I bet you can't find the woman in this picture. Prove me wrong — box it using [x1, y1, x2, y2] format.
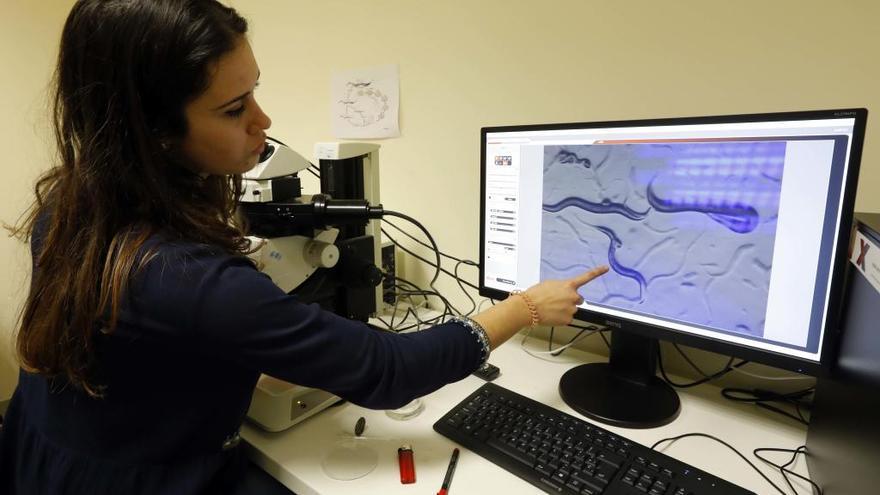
[0, 1, 607, 493]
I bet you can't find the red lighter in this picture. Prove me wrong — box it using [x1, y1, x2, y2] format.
[398, 445, 416, 484]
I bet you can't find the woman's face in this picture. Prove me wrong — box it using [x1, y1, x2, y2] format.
[179, 37, 272, 175]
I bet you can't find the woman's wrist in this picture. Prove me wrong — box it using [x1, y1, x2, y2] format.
[510, 290, 539, 328]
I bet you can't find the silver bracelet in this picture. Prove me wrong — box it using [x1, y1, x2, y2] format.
[450, 316, 491, 366]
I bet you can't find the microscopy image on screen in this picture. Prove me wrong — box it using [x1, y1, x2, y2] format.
[540, 141, 785, 338]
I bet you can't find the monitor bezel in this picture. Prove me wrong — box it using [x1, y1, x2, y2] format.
[478, 108, 868, 376]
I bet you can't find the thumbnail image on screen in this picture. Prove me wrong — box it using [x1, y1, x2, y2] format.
[540, 141, 786, 339]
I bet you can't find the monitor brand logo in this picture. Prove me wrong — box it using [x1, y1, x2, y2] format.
[834, 111, 857, 116]
[604, 320, 622, 328]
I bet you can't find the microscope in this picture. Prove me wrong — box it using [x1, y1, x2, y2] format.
[241, 138, 387, 431]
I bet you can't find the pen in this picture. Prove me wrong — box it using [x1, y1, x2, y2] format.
[437, 447, 459, 495]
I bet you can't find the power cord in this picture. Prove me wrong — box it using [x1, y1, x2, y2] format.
[754, 446, 822, 495]
[547, 326, 609, 357]
[453, 258, 478, 316]
[380, 226, 479, 291]
[383, 218, 479, 269]
[729, 366, 816, 382]
[374, 266, 453, 333]
[475, 297, 495, 313]
[721, 387, 814, 426]
[381, 211, 442, 292]
[372, 213, 486, 331]
[392, 275, 461, 318]
[657, 343, 814, 425]
[651, 433, 795, 495]
[520, 325, 603, 362]
[380, 216, 483, 319]
[657, 345, 747, 388]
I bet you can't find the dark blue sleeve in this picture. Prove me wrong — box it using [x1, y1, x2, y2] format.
[124, 243, 482, 410]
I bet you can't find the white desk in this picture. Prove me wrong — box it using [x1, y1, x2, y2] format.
[241, 333, 811, 494]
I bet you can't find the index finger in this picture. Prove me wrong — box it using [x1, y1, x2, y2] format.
[568, 265, 610, 287]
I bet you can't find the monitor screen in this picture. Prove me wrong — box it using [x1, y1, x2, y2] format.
[480, 109, 866, 375]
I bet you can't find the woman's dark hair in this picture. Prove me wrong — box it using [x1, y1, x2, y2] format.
[10, 0, 250, 396]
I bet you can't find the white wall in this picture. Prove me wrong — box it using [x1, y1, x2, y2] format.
[1, 0, 878, 398]
[0, 1, 76, 399]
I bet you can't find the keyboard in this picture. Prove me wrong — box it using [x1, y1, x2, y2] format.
[433, 383, 754, 495]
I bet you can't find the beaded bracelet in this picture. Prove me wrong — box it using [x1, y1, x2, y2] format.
[449, 316, 491, 366]
[511, 290, 539, 328]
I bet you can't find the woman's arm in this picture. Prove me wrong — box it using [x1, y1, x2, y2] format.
[473, 266, 609, 349]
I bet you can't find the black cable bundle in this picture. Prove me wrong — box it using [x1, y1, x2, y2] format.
[722, 387, 814, 426]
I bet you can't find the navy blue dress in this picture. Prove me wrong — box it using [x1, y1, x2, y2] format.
[0, 235, 482, 494]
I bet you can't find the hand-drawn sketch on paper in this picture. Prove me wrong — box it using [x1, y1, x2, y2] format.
[332, 65, 400, 139]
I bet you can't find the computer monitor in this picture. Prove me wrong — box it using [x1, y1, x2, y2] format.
[479, 109, 868, 428]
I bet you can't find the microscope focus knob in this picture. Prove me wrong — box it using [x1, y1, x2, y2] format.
[304, 240, 340, 268]
[361, 264, 383, 287]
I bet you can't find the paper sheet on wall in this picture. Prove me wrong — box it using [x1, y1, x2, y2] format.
[331, 64, 400, 139]
[851, 230, 880, 296]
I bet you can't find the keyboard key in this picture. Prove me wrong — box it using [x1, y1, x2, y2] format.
[566, 479, 583, 492]
[596, 449, 625, 468]
[594, 462, 618, 484]
[552, 469, 569, 484]
[571, 471, 604, 493]
[535, 463, 554, 477]
[488, 438, 536, 467]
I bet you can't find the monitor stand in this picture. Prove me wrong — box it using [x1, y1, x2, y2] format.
[559, 331, 680, 428]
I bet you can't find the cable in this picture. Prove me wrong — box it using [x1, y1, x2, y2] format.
[663, 344, 815, 424]
[546, 324, 606, 357]
[379, 309, 448, 333]
[393, 313, 449, 333]
[754, 446, 823, 495]
[380, 228, 480, 292]
[382, 218, 478, 267]
[672, 343, 716, 379]
[454, 259, 477, 316]
[306, 168, 320, 179]
[379, 218, 481, 317]
[651, 433, 788, 495]
[520, 325, 600, 362]
[382, 210, 441, 288]
[729, 366, 816, 382]
[721, 387, 814, 426]
[657, 346, 747, 388]
[377, 273, 455, 332]
[393, 274, 462, 317]
[393, 286, 456, 317]
[381, 221, 479, 316]
[476, 298, 495, 313]
[551, 328, 588, 356]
